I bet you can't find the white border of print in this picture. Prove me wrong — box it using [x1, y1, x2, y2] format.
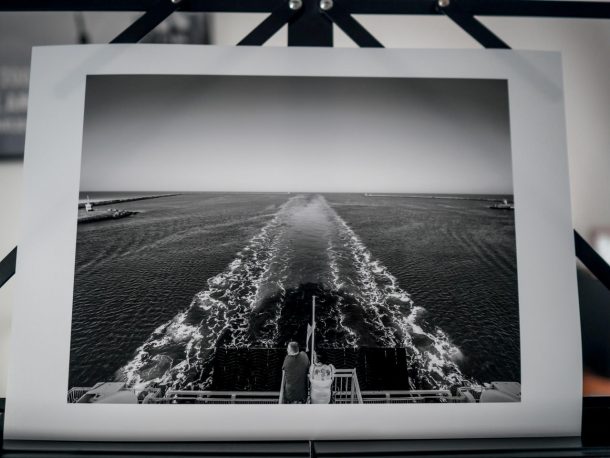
[5, 45, 581, 441]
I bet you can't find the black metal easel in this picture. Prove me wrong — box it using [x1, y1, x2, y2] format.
[1, 1, 610, 455]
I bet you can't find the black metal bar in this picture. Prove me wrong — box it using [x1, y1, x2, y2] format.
[346, 0, 610, 17]
[452, 0, 610, 18]
[344, 0, 438, 15]
[238, 1, 300, 46]
[288, 0, 333, 46]
[575, 230, 610, 294]
[0, 247, 17, 289]
[0, 0, 281, 13]
[439, 0, 510, 48]
[322, 1, 383, 48]
[111, 0, 182, 44]
[3, 439, 311, 455]
[1, 0, 609, 18]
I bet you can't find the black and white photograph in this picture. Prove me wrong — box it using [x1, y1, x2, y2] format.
[67, 74, 520, 405]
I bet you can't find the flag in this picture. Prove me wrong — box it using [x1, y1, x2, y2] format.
[306, 323, 313, 349]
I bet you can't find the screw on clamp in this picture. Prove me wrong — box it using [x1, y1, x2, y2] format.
[320, 0, 334, 11]
[289, 0, 303, 10]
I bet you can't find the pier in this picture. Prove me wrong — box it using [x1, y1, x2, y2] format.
[78, 209, 139, 224]
[77, 193, 180, 209]
[77, 193, 180, 224]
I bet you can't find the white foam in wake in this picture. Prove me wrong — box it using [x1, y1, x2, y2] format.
[117, 198, 295, 389]
[326, 201, 468, 389]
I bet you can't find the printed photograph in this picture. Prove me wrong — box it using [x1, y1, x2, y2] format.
[68, 75, 520, 405]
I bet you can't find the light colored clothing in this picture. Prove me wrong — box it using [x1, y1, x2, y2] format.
[310, 363, 335, 404]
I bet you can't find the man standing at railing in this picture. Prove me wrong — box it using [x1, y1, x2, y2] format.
[282, 342, 310, 404]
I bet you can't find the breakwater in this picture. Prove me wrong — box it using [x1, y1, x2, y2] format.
[364, 193, 512, 203]
[78, 209, 139, 225]
[78, 193, 180, 209]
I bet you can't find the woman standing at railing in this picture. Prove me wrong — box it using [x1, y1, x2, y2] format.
[310, 363, 335, 404]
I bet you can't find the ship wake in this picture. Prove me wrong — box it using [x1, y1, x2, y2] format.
[117, 194, 468, 391]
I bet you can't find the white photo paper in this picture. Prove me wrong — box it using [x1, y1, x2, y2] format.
[5, 45, 581, 441]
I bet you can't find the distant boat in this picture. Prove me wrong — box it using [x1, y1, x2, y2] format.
[489, 199, 514, 210]
[85, 196, 93, 212]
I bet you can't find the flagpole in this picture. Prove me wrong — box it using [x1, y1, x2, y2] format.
[311, 295, 316, 364]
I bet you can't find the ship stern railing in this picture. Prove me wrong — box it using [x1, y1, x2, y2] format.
[67, 387, 90, 403]
[279, 370, 285, 404]
[361, 389, 466, 403]
[153, 390, 281, 404]
[331, 368, 363, 404]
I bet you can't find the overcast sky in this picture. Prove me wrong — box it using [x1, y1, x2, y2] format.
[80, 75, 512, 194]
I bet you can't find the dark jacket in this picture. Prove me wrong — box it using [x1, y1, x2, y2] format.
[282, 351, 310, 403]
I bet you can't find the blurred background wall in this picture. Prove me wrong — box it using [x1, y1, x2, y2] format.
[0, 10, 609, 397]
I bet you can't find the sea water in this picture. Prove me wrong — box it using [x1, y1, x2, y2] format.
[69, 193, 519, 391]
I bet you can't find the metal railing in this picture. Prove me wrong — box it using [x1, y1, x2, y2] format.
[140, 387, 163, 404]
[361, 390, 465, 403]
[67, 375, 473, 405]
[272, 367, 365, 404]
[67, 387, 90, 403]
[152, 390, 281, 404]
[255, 367, 365, 404]
[279, 370, 285, 404]
[331, 368, 363, 404]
